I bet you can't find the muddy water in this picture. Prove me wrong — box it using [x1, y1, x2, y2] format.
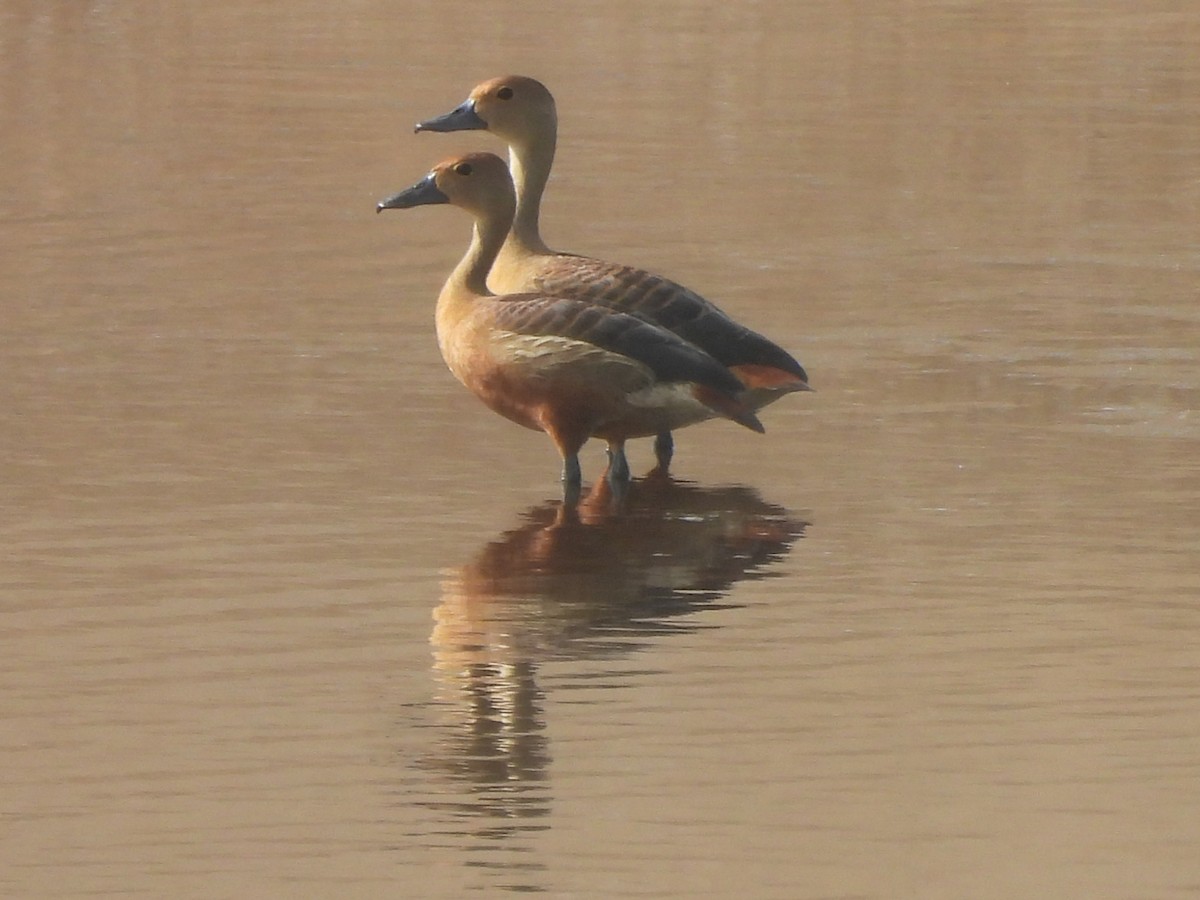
[2, 1, 1198, 898]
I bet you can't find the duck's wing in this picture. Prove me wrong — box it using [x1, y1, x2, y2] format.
[486, 294, 765, 432]
[526, 254, 808, 388]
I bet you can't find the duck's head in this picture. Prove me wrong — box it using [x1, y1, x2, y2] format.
[415, 75, 556, 146]
[376, 151, 515, 221]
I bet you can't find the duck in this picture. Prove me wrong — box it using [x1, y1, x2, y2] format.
[376, 152, 766, 502]
[414, 75, 810, 475]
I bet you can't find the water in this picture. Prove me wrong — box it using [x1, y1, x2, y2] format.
[2, 1, 1198, 897]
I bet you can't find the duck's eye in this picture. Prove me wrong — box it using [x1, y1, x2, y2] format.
[496, 86, 514, 100]
[453, 162, 473, 176]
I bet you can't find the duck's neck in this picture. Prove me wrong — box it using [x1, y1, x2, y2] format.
[507, 130, 556, 255]
[446, 202, 512, 300]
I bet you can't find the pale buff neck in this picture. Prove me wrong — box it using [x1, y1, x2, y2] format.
[506, 131, 556, 256]
[444, 200, 512, 301]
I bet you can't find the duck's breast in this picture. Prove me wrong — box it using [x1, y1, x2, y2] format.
[436, 298, 658, 433]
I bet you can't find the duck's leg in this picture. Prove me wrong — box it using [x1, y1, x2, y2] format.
[561, 453, 582, 503]
[653, 430, 674, 474]
[606, 440, 631, 485]
[543, 416, 589, 506]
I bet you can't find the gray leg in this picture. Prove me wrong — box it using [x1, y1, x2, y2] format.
[653, 431, 674, 472]
[606, 442, 631, 484]
[561, 454, 582, 504]
[562, 454, 581, 487]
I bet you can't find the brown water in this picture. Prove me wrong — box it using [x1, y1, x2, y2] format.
[3, 2, 1198, 897]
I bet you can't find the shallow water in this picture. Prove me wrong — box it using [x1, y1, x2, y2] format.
[2, 1, 1198, 897]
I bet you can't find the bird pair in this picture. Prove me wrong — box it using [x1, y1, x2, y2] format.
[378, 76, 810, 502]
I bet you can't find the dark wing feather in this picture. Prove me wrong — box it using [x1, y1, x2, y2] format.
[532, 255, 809, 383]
[488, 295, 747, 397]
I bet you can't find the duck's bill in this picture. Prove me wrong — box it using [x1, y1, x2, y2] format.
[414, 99, 487, 134]
[376, 173, 448, 212]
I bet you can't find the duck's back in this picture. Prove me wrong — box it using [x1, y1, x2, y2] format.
[489, 245, 808, 389]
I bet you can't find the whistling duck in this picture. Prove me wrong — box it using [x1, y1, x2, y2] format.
[376, 152, 764, 502]
[415, 76, 810, 474]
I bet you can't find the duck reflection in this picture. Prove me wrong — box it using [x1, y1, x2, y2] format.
[418, 477, 807, 864]
[434, 477, 807, 665]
